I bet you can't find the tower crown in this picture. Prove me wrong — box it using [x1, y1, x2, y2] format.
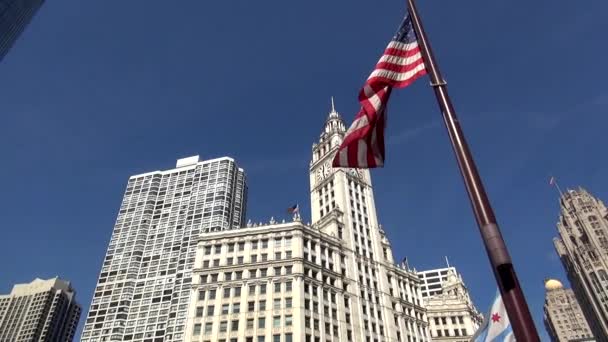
[312, 97, 346, 164]
[321, 97, 346, 137]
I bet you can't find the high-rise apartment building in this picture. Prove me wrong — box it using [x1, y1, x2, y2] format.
[0, 277, 81, 341]
[554, 188, 608, 341]
[543, 278, 594, 342]
[417, 266, 483, 341]
[80, 156, 247, 342]
[0, 0, 44, 61]
[184, 104, 430, 342]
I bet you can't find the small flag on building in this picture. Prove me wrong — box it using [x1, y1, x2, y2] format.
[332, 12, 427, 168]
[287, 204, 299, 215]
[471, 292, 515, 342]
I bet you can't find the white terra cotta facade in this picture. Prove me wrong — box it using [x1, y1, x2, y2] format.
[185, 104, 430, 342]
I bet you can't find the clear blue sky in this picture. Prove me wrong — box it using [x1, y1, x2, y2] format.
[1, 0, 607, 340]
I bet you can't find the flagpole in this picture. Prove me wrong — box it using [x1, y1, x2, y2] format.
[405, 0, 540, 340]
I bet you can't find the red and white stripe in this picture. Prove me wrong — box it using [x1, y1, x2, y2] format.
[332, 24, 426, 168]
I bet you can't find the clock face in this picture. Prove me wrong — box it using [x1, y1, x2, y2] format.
[316, 161, 333, 182]
[323, 162, 332, 177]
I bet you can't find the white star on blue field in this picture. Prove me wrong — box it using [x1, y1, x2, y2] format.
[1, 0, 607, 340]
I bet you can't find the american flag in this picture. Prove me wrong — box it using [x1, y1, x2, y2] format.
[332, 13, 427, 168]
[287, 204, 299, 214]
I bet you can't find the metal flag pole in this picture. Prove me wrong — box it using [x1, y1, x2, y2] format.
[405, 0, 540, 340]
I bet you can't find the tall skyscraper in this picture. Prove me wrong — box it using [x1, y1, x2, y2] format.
[80, 156, 247, 342]
[543, 278, 594, 342]
[554, 188, 608, 340]
[0, 0, 44, 61]
[0, 277, 81, 341]
[417, 266, 483, 341]
[184, 103, 430, 342]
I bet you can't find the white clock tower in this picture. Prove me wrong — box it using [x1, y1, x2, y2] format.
[309, 99, 383, 257]
[308, 99, 430, 342]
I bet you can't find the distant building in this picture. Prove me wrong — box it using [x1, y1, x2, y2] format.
[553, 188, 608, 340]
[80, 156, 247, 342]
[543, 278, 594, 342]
[418, 267, 456, 298]
[0, 0, 45, 61]
[0, 277, 81, 341]
[183, 102, 431, 342]
[418, 266, 483, 341]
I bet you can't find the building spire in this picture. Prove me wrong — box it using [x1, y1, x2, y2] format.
[331, 96, 336, 113]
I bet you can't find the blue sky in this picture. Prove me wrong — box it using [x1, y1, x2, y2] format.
[1, 0, 607, 340]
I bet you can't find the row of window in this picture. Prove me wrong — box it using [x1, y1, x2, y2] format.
[196, 297, 293, 316]
[201, 251, 293, 268]
[198, 282, 293, 301]
[201, 267, 293, 284]
[204, 237, 292, 255]
[196, 333, 293, 342]
[193, 314, 293, 334]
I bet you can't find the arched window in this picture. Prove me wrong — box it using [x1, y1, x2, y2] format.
[598, 269, 608, 281]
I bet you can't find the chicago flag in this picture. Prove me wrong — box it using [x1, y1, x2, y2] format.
[472, 292, 515, 342]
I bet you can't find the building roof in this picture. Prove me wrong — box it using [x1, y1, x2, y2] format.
[545, 278, 564, 291]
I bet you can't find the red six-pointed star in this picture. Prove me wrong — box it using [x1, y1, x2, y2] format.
[491, 313, 501, 323]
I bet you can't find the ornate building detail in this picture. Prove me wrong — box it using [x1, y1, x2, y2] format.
[554, 188, 608, 340]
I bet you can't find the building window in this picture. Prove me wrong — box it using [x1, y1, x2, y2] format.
[233, 303, 240, 313]
[273, 335, 281, 342]
[285, 315, 293, 326]
[231, 320, 239, 331]
[286, 282, 292, 292]
[260, 284, 267, 294]
[285, 297, 292, 308]
[193, 324, 202, 335]
[247, 319, 254, 329]
[274, 283, 281, 293]
[258, 317, 266, 329]
[259, 300, 266, 311]
[274, 299, 281, 309]
[285, 333, 293, 342]
[196, 307, 204, 317]
[224, 288, 231, 298]
[273, 316, 281, 327]
[222, 304, 230, 315]
[204, 322, 213, 334]
[220, 321, 228, 332]
[248, 301, 255, 312]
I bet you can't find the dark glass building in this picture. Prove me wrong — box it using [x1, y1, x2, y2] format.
[0, 0, 44, 61]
